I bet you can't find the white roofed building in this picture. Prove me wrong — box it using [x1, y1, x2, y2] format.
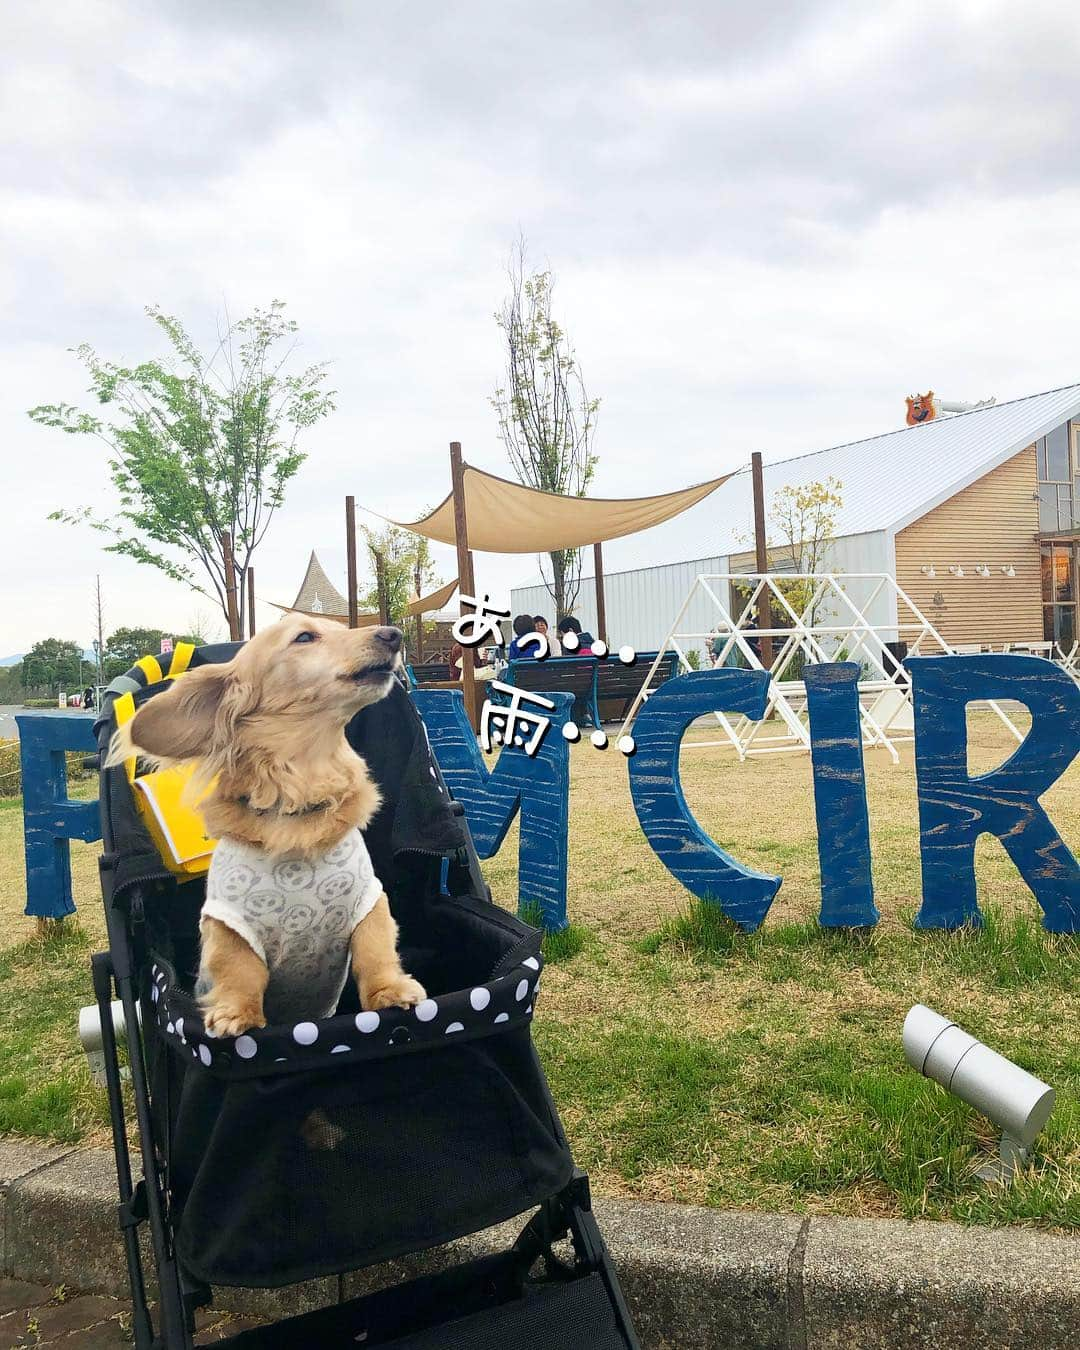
[511, 383, 1080, 655]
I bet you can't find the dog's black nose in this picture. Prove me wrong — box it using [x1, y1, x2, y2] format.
[373, 626, 403, 653]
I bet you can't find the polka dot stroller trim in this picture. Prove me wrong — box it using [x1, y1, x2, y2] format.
[148, 953, 544, 1079]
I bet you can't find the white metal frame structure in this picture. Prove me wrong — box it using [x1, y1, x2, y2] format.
[1055, 641, 1080, 682]
[619, 572, 1026, 762]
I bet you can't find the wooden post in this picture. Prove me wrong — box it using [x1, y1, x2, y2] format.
[593, 541, 607, 645]
[415, 600, 425, 664]
[222, 533, 240, 641]
[751, 452, 774, 669]
[450, 442, 478, 729]
[247, 566, 256, 637]
[345, 496, 359, 629]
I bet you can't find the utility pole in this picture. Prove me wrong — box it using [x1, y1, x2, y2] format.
[94, 575, 106, 686]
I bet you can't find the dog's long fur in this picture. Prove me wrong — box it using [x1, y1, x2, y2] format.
[108, 615, 425, 1034]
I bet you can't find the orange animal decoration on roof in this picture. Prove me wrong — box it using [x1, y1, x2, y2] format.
[906, 391, 936, 425]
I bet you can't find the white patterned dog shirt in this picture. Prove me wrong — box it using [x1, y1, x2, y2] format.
[200, 828, 383, 1024]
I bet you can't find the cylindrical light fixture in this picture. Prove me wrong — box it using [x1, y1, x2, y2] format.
[903, 1005, 1055, 1173]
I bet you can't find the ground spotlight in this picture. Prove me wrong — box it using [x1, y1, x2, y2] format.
[902, 1004, 1054, 1181]
[79, 999, 140, 1085]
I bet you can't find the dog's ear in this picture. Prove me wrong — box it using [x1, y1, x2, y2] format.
[119, 665, 234, 764]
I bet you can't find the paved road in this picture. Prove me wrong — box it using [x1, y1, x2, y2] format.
[0, 1277, 260, 1346]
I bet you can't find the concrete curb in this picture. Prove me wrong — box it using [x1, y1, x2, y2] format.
[1, 1139, 1076, 1348]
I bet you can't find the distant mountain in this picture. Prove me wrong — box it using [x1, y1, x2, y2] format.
[0, 650, 95, 668]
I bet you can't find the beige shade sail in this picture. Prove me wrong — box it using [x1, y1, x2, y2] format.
[392, 463, 733, 553]
[405, 576, 459, 616]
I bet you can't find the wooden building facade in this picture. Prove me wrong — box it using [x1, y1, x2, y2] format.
[511, 383, 1080, 655]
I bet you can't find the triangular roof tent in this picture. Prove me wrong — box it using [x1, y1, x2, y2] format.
[393, 463, 733, 553]
[291, 550, 350, 617]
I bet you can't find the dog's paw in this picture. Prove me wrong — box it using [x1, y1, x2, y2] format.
[202, 1003, 266, 1039]
[362, 974, 426, 1011]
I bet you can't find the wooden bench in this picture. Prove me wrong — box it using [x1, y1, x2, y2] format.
[405, 660, 453, 687]
[498, 650, 682, 728]
[595, 650, 679, 722]
[500, 656, 602, 729]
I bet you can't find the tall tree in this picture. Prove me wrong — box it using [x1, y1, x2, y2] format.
[491, 241, 599, 618]
[21, 639, 84, 694]
[29, 301, 335, 634]
[0, 662, 23, 704]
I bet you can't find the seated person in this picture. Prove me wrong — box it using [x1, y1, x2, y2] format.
[556, 615, 595, 655]
[533, 615, 561, 656]
[507, 613, 546, 660]
[450, 641, 498, 681]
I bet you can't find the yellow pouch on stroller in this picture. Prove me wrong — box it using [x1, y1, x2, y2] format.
[114, 645, 217, 877]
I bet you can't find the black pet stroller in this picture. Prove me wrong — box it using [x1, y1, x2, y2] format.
[91, 641, 640, 1349]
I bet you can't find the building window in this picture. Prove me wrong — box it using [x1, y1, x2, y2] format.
[1042, 542, 1077, 648]
[1036, 421, 1080, 534]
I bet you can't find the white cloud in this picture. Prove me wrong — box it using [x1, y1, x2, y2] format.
[2, 0, 1080, 656]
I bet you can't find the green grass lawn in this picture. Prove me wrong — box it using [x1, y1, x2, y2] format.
[0, 790, 111, 1144]
[0, 714, 1076, 1227]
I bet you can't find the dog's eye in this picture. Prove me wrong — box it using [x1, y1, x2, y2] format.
[293, 631, 317, 644]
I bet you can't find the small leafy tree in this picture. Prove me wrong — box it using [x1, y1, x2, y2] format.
[360, 526, 421, 627]
[770, 476, 843, 577]
[731, 476, 844, 676]
[770, 477, 843, 669]
[408, 536, 440, 654]
[28, 301, 335, 635]
[491, 240, 599, 618]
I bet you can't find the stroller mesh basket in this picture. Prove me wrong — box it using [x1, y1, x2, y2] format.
[91, 643, 639, 1348]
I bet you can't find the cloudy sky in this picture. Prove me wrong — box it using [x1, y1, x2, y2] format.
[4, 0, 1080, 659]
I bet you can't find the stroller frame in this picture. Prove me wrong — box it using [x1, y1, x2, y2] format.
[91, 651, 640, 1349]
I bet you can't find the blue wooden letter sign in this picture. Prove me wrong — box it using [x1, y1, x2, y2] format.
[803, 662, 878, 927]
[627, 669, 782, 931]
[908, 654, 1080, 931]
[413, 688, 573, 932]
[17, 713, 99, 920]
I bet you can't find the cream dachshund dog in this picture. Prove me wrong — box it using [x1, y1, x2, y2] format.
[109, 615, 425, 1037]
